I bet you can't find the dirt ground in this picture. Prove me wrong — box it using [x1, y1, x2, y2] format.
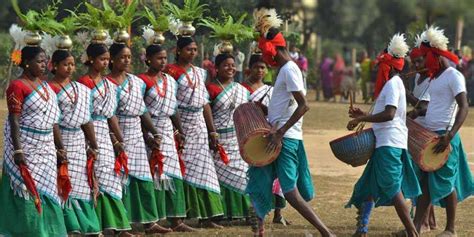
[0, 96, 472, 236]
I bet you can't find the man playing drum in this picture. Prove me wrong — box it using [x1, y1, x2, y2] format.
[406, 34, 438, 234]
[246, 6, 335, 236]
[409, 26, 474, 237]
[346, 34, 421, 237]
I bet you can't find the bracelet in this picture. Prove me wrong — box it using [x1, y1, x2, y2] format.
[113, 141, 121, 147]
[209, 132, 219, 138]
[88, 148, 99, 153]
[13, 149, 24, 155]
[152, 133, 160, 138]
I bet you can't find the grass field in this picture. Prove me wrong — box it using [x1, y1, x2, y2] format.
[0, 93, 473, 237]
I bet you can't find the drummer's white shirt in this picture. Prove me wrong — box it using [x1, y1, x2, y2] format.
[268, 61, 306, 140]
[412, 73, 431, 126]
[425, 67, 466, 131]
[372, 76, 408, 149]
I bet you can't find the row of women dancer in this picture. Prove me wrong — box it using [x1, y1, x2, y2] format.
[0, 26, 294, 236]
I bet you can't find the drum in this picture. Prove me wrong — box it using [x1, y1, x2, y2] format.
[329, 128, 375, 167]
[407, 118, 450, 172]
[233, 102, 281, 167]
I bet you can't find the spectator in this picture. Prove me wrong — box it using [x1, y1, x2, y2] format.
[297, 51, 308, 89]
[202, 53, 216, 82]
[234, 47, 245, 83]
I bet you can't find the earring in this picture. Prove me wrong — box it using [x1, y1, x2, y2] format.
[25, 64, 29, 68]
[54, 67, 57, 70]
[147, 60, 151, 64]
[110, 60, 114, 63]
[89, 60, 93, 64]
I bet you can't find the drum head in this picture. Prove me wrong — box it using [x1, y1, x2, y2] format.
[241, 131, 281, 167]
[419, 138, 451, 172]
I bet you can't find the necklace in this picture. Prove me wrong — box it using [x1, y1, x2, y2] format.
[24, 78, 49, 102]
[90, 75, 107, 99]
[183, 66, 198, 89]
[59, 81, 78, 104]
[152, 73, 167, 97]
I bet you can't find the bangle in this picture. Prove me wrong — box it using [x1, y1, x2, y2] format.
[13, 149, 23, 155]
[113, 141, 121, 146]
[152, 133, 160, 138]
[209, 132, 219, 138]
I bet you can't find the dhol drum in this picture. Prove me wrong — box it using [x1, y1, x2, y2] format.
[329, 128, 375, 167]
[407, 118, 450, 172]
[233, 102, 281, 167]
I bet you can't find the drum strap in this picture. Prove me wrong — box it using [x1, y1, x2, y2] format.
[257, 87, 272, 104]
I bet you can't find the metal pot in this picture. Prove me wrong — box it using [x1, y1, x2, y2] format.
[114, 30, 130, 44]
[219, 40, 233, 54]
[24, 31, 42, 46]
[56, 35, 73, 50]
[153, 31, 165, 45]
[91, 29, 108, 44]
[178, 21, 196, 36]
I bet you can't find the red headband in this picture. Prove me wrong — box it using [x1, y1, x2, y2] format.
[409, 47, 424, 60]
[419, 44, 459, 78]
[258, 32, 287, 67]
[374, 52, 405, 99]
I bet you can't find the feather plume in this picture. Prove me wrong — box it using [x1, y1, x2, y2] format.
[425, 26, 449, 51]
[169, 16, 182, 36]
[142, 25, 155, 45]
[387, 33, 409, 58]
[41, 33, 57, 58]
[253, 8, 282, 35]
[9, 24, 27, 50]
[414, 34, 423, 48]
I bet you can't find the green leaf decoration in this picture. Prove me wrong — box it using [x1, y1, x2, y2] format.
[199, 11, 254, 43]
[163, 0, 208, 22]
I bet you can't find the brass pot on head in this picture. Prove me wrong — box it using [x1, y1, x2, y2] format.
[56, 35, 73, 50]
[24, 31, 42, 46]
[91, 29, 108, 44]
[153, 31, 165, 45]
[114, 30, 130, 44]
[219, 40, 233, 54]
[178, 21, 196, 36]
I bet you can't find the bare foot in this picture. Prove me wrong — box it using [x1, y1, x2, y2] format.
[145, 223, 172, 234]
[272, 216, 292, 226]
[116, 231, 135, 237]
[173, 222, 198, 232]
[200, 220, 224, 229]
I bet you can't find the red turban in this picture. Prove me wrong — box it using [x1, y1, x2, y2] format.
[409, 47, 424, 60]
[374, 52, 405, 99]
[258, 32, 286, 67]
[419, 44, 459, 78]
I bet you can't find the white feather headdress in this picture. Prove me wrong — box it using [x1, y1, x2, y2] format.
[40, 33, 58, 58]
[387, 33, 409, 58]
[424, 26, 449, 51]
[142, 25, 155, 45]
[9, 24, 27, 50]
[253, 7, 282, 36]
[414, 34, 423, 48]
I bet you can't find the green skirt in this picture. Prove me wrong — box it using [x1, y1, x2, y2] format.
[122, 177, 159, 224]
[63, 198, 101, 235]
[220, 184, 251, 219]
[346, 147, 422, 208]
[154, 178, 187, 219]
[95, 192, 131, 231]
[0, 173, 67, 237]
[421, 132, 474, 207]
[184, 182, 224, 219]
